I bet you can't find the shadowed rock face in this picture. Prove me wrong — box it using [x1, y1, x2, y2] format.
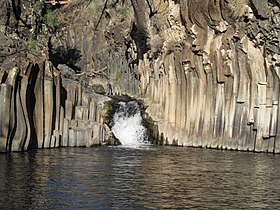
[0, 0, 279, 153]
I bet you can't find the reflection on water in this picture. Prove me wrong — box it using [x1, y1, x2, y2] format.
[0, 146, 280, 209]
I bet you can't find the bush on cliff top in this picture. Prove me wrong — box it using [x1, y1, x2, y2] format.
[43, 9, 58, 29]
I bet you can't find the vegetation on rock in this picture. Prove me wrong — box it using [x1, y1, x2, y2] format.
[26, 38, 37, 55]
[43, 9, 58, 29]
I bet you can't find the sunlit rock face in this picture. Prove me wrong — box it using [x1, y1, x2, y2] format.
[132, 0, 280, 152]
[0, 0, 279, 152]
[0, 59, 117, 153]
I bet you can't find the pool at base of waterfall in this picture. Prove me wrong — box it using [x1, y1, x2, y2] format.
[1, 146, 280, 209]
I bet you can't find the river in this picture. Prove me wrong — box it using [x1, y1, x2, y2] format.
[0, 146, 280, 209]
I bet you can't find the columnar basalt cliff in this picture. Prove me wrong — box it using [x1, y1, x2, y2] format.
[0, 59, 116, 153]
[0, 0, 279, 153]
[135, 0, 280, 153]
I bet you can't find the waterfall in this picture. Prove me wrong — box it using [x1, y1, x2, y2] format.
[111, 101, 148, 148]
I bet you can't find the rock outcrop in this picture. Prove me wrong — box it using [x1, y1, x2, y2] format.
[137, 0, 280, 153]
[0, 0, 279, 153]
[0, 59, 117, 152]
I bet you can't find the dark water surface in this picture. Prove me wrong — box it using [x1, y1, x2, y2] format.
[0, 146, 280, 209]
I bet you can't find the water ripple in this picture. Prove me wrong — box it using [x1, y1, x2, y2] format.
[0, 147, 280, 209]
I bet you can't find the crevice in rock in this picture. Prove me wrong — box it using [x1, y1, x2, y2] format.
[130, 23, 149, 61]
[26, 64, 40, 150]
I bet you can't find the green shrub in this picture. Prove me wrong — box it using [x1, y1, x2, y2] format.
[43, 9, 58, 29]
[119, 7, 128, 15]
[27, 39, 37, 55]
[103, 101, 112, 113]
[103, 100, 114, 124]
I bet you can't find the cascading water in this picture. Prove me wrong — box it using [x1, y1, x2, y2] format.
[111, 101, 148, 148]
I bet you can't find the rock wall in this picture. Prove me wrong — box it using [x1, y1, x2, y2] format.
[49, 0, 140, 96]
[0, 59, 116, 153]
[135, 0, 280, 153]
[0, 0, 279, 153]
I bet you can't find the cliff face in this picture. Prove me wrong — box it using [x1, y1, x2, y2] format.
[0, 58, 117, 152]
[132, 0, 280, 153]
[0, 0, 279, 153]
[0, 1, 119, 152]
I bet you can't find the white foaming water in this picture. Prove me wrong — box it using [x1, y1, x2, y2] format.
[112, 101, 148, 148]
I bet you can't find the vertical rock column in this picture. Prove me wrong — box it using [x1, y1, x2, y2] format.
[6, 67, 20, 152]
[43, 62, 54, 148]
[31, 63, 45, 149]
[15, 75, 31, 151]
[0, 81, 12, 152]
[0, 68, 31, 152]
[52, 73, 62, 148]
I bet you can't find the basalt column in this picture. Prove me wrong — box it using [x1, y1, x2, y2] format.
[135, 0, 280, 153]
[0, 60, 115, 153]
